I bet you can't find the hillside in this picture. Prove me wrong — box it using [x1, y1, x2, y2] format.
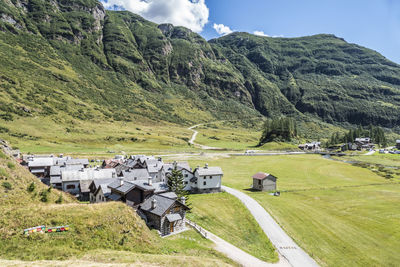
[0, 0, 399, 142]
[0, 147, 235, 266]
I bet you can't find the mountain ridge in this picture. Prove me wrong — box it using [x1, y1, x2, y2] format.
[0, 0, 399, 133]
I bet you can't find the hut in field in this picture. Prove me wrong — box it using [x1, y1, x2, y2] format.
[252, 172, 277, 191]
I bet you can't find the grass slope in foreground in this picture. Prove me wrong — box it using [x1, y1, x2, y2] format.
[187, 192, 278, 262]
[189, 154, 400, 266]
[0, 149, 235, 266]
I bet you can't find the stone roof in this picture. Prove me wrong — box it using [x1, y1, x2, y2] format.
[108, 180, 135, 194]
[28, 158, 55, 167]
[139, 195, 176, 216]
[158, 192, 178, 200]
[196, 166, 223, 176]
[79, 180, 94, 193]
[99, 184, 111, 195]
[166, 213, 182, 222]
[50, 176, 62, 184]
[61, 168, 116, 182]
[50, 164, 84, 176]
[122, 169, 149, 181]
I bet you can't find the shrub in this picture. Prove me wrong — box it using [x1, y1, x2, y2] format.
[40, 190, 48, 202]
[7, 162, 15, 170]
[2, 181, 12, 190]
[27, 182, 36, 192]
[55, 194, 63, 204]
[0, 167, 8, 177]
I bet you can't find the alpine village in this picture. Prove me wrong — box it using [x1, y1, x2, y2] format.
[0, 1, 400, 267]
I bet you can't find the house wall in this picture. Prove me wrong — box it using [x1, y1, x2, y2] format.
[94, 189, 107, 203]
[262, 179, 276, 191]
[252, 178, 276, 191]
[182, 170, 194, 191]
[126, 188, 153, 206]
[194, 173, 222, 192]
[62, 181, 80, 195]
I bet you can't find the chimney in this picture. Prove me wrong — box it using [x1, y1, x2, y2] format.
[205, 163, 208, 169]
[151, 198, 157, 209]
[148, 176, 153, 186]
[119, 177, 124, 186]
[180, 196, 186, 204]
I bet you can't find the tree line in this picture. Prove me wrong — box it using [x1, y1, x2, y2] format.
[326, 125, 387, 147]
[258, 117, 297, 146]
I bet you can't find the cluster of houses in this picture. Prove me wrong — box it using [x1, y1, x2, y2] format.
[298, 141, 321, 151]
[22, 154, 223, 236]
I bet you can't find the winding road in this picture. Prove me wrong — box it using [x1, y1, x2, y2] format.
[222, 186, 319, 267]
[188, 124, 223, 150]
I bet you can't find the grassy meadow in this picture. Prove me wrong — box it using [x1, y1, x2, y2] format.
[187, 192, 278, 263]
[0, 150, 236, 266]
[188, 154, 400, 266]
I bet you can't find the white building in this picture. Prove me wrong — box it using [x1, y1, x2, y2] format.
[191, 164, 223, 193]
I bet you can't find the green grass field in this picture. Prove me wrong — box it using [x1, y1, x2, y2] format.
[340, 153, 400, 167]
[187, 192, 278, 263]
[188, 154, 400, 266]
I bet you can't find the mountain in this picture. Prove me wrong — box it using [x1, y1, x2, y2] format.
[0, 0, 399, 131]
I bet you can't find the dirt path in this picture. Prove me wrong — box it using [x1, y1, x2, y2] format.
[222, 186, 319, 267]
[188, 124, 223, 150]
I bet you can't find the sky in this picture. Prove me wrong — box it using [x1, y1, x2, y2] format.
[101, 0, 400, 63]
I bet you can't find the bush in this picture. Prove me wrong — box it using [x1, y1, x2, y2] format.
[40, 190, 48, 202]
[27, 182, 36, 192]
[55, 194, 63, 204]
[7, 162, 15, 170]
[2, 181, 12, 190]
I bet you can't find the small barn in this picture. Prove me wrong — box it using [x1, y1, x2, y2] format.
[252, 172, 277, 191]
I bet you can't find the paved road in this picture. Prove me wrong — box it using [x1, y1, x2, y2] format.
[186, 220, 290, 267]
[222, 186, 319, 267]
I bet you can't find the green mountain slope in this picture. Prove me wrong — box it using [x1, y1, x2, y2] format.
[0, 0, 399, 132]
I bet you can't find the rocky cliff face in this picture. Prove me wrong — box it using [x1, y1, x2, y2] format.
[0, 0, 400, 128]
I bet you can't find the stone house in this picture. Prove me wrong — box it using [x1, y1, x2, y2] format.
[190, 164, 223, 193]
[61, 168, 116, 197]
[89, 178, 115, 203]
[396, 140, 400, 149]
[107, 177, 168, 207]
[138, 193, 189, 236]
[252, 172, 277, 191]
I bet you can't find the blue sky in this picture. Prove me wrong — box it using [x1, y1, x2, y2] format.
[101, 0, 400, 63]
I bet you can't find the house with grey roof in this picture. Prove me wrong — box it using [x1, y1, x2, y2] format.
[163, 162, 194, 190]
[89, 178, 115, 203]
[191, 164, 223, 193]
[138, 193, 189, 236]
[28, 157, 55, 178]
[252, 172, 277, 191]
[108, 177, 168, 207]
[61, 168, 117, 197]
[121, 168, 150, 181]
[50, 164, 84, 189]
[396, 140, 400, 149]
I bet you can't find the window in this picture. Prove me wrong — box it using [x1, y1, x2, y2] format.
[209, 176, 213, 179]
[258, 180, 262, 185]
[185, 181, 188, 185]
[203, 181, 206, 186]
[66, 184, 75, 190]
[185, 174, 188, 177]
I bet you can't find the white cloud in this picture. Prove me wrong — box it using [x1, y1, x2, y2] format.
[253, 30, 269, 37]
[213, 23, 233, 36]
[101, 0, 209, 32]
